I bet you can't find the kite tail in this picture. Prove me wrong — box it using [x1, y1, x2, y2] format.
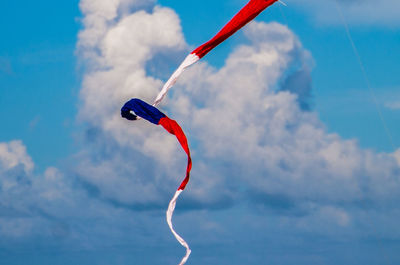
[121, 99, 193, 264]
[159, 117, 192, 190]
[152, 0, 278, 107]
[166, 190, 191, 265]
[192, 0, 278, 59]
[153, 54, 199, 107]
[159, 116, 192, 264]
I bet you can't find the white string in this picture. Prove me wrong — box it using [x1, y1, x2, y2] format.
[333, 0, 396, 152]
[334, 2, 395, 265]
[278, 0, 289, 26]
[278, 0, 287, 6]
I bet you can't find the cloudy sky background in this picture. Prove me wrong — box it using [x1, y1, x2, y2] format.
[1, 0, 400, 264]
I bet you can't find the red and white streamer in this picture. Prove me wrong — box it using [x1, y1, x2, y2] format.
[159, 116, 192, 264]
[153, 0, 278, 107]
[152, 1, 278, 264]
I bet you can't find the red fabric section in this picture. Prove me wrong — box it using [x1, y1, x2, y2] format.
[159, 117, 192, 191]
[192, 0, 277, 59]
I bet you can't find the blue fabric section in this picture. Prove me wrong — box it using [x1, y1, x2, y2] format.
[121, 98, 166, 125]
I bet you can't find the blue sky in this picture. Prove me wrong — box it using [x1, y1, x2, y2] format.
[1, 0, 400, 264]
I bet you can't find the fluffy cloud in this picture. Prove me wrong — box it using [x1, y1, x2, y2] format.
[74, 0, 400, 223]
[2, 0, 399, 256]
[76, 2, 216, 207]
[0, 140, 33, 173]
[0, 141, 47, 239]
[167, 21, 400, 212]
[0, 140, 156, 247]
[289, 0, 400, 27]
[0, 1, 399, 244]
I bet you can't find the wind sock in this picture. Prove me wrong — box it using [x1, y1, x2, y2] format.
[153, 0, 278, 106]
[121, 98, 192, 265]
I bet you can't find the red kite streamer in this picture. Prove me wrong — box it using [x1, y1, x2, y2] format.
[122, 1, 278, 264]
[153, 0, 278, 106]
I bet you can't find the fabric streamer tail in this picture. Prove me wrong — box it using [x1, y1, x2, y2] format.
[159, 117, 192, 190]
[153, 54, 200, 106]
[153, 0, 278, 107]
[166, 190, 191, 265]
[123, 1, 279, 262]
[159, 116, 192, 264]
[191, 0, 278, 59]
[121, 99, 192, 264]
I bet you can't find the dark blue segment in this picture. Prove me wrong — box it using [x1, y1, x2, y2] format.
[121, 98, 166, 125]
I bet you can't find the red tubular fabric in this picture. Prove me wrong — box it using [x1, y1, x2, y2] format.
[191, 0, 278, 59]
[159, 117, 192, 191]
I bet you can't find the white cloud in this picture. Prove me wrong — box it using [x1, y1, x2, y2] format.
[74, 0, 400, 219]
[75, 1, 233, 207]
[0, 140, 34, 173]
[76, 2, 192, 204]
[288, 0, 400, 27]
[0, 1, 399, 259]
[166, 21, 400, 211]
[0, 142, 152, 243]
[78, 3, 186, 139]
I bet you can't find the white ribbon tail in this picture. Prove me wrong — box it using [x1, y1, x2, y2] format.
[153, 53, 200, 107]
[166, 189, 191, 265]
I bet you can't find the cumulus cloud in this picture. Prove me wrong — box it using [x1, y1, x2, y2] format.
[0, 140, 34, 173]
[76, 1, 221, 208]
[74, 0, 400, 225]
[1, 3, 400, 265]
[0, 141, 48, 239]
[0, 140, 158, 249]
[168, 21, 400, 213]
[3, 0, 399, 255]
[288, 0, 400, 27]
